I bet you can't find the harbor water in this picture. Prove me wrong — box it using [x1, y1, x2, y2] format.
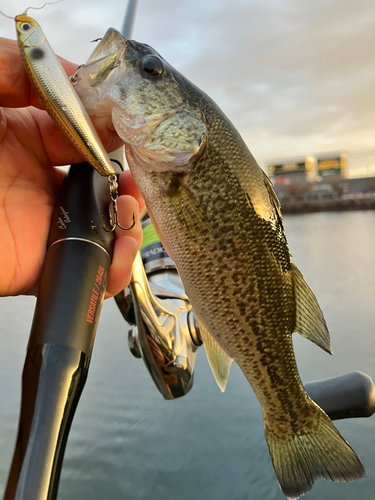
[1, 210, 375, 500]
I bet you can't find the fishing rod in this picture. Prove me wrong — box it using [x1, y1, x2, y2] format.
[121, 0, 138, 40]
[113, 0, 201, 398]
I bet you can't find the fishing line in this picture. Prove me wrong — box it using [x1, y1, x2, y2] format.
[25, 0, 64, 14]
[0, 10, 13, 18]
[0, 0, 63, 19]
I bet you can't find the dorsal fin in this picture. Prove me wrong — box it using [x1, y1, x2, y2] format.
[291, 261, 331, 354]
[199, 322, 233, 392]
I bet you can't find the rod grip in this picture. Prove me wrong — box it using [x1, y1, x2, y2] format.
[28, 239, 110, 355]
[4, 345, 89, 500]
[305, 371, 375, 420]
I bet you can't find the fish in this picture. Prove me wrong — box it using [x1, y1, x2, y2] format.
[15, 14, 115, 176]
[72, 28, 365, 499]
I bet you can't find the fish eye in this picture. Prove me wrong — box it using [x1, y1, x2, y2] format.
[139, 56, 163, 78]
[20, 22, 31, 31]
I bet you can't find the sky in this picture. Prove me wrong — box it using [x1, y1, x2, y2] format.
[0, 0, 374, 172]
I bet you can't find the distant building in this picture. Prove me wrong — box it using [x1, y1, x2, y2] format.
[346, 150, 375, 178]
[266, 150, 375, 213]
[267, 152, 347, 183]
[267, 152, 349, 201]
[267, 156, 315, 184]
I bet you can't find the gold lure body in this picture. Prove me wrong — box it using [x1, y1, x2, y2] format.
[15, 14, 115, 176]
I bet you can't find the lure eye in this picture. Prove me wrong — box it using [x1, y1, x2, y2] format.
[139, 56, 163, 78]
[20, 22, 32, 31]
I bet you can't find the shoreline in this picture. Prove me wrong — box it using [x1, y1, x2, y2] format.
[279, 194, 375, 214]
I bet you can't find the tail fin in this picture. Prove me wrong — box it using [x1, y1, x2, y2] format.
[264, 411, 365, 499]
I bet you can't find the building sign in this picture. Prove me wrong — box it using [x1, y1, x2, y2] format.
[268, 162, 305, 175]
[317, 154, 346, 177]
[268, 157, 314, 177]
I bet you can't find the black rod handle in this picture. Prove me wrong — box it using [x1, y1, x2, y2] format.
[4, 345, 89, 500]
[5, 162, 121, 500]
[28, 238, 111, 354]
[305, 371, 375, 420]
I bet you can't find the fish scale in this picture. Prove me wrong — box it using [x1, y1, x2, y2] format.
[73, 28, 365, 499]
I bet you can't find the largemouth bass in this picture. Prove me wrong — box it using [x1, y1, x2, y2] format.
[15, 14, 115, 176]
[73, 29, 365, 499]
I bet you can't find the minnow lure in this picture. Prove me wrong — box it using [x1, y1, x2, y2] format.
[15, 13, 115, 177]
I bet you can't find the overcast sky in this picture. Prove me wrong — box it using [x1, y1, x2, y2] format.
[1, 0, 374, 171]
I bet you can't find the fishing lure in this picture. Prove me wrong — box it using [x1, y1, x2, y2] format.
[14, 12, 116, 177]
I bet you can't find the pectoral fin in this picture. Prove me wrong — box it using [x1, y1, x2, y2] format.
[199, 323, 233, 392]
[261, 170, 283, 222]
[291, 262, 331, 354]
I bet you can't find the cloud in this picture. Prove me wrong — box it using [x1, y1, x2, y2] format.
[165, 0, 375, 166]
[1, 0, 374, 169]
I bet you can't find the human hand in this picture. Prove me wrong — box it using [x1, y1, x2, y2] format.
[0, 37, 144, 297]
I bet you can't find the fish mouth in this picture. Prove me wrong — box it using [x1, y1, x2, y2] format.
[71, 28, 127, 88]
[86, 28, 127, 65]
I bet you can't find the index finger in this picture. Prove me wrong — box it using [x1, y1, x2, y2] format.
[0, 37, 77, 108]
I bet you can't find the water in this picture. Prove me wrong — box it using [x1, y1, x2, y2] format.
[1, 211, 375, 500]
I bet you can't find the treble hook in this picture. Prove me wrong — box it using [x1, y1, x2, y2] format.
[103, 174, 136, 232]
[69, 65, 84, 85]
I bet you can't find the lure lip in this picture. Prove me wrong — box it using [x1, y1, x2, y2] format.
[15, 14, 38, 23]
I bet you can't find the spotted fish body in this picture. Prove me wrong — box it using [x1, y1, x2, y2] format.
[73, 29, 365, 498]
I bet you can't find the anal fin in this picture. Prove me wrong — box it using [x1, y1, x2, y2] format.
[199, 322, 233, 392]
